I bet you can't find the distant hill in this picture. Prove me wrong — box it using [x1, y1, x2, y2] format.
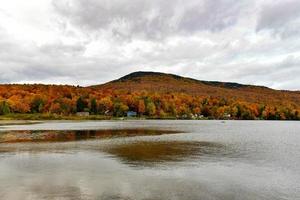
[92, 71, 300, 106]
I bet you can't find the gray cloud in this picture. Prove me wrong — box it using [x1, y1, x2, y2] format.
[52, 0, 246, 40]
[0, 0, 299, 90]
[256, 0, 300, 38]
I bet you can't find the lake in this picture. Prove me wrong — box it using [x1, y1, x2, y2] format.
[0, 120, 299, 200]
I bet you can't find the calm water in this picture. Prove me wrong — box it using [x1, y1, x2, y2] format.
[0, 120, 299, 200]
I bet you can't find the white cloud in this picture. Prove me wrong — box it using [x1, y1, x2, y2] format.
[0, 0, 299, 90]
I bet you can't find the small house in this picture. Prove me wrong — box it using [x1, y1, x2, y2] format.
[127, 111, 137, 117]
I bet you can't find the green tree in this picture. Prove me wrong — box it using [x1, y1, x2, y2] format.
[76, 97, 87, 112]
[146, 102, 156, 116]
[168, 102, 177, 116]
[30, 97, 44, 113]
[236, 104, 242, 119]
[0, 101, 10, 115]
[113, 102, 129, 117]
[90, 98, 97, 114]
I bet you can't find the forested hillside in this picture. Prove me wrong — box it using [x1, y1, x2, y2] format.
[0, 71, 299, 120]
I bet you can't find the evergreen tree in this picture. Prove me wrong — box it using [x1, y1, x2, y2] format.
[76, 97, 86, 112]
[30, 97, 44, 113]
[90, 98, 97, 114]
[0, 101, 10, 115]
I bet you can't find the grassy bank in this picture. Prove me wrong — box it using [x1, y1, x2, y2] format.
[0, 113, 193, 121]
[0, 113, 112, 120]
[0, 113, 180, 121]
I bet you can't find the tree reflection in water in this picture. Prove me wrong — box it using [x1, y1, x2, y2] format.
[102, 140, 231, 166]
[0, 129, 179, 143]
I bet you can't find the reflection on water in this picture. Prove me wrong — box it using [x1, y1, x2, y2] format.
[103, 140, 230, 166]
[0, 120, 300, 200]
[0, 120, 42, 126]
[0, 129, 180, 143]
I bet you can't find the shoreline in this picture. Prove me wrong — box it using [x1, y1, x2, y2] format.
[0, 114, 299, 121]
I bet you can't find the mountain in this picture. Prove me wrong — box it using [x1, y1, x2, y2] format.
[92, 71, 300, 106]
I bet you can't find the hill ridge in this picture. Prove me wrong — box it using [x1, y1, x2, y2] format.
[102, 71, 267, 90]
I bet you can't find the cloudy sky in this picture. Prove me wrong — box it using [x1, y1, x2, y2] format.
[0, 0, 300, 90]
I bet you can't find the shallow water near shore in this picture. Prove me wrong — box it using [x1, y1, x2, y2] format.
[0, 120, 299, 200]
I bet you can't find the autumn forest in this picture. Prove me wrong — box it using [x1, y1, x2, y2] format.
[0, 72, 299, 120]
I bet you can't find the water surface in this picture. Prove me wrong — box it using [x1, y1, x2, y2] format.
[0, 120, 299, 200]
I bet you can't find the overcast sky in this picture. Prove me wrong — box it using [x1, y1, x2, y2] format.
[0, 0, 300, 90]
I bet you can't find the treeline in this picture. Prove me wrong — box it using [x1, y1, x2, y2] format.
[0, 85, 299, 120]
